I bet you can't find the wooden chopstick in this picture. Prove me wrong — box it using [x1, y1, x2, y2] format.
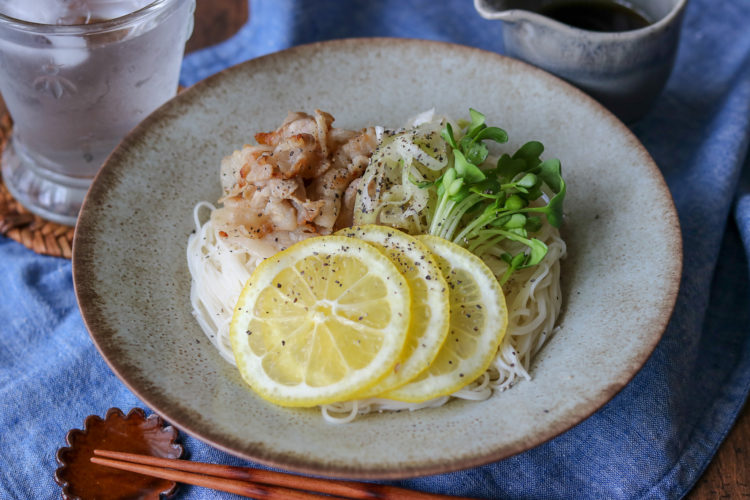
[91, 450, 475, 500]
[91, 454, 319, 500]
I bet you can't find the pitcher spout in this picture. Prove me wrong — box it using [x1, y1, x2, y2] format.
[474, 0, 551, 24]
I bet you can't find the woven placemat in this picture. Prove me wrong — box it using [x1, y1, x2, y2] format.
[0, 112, 75, 259]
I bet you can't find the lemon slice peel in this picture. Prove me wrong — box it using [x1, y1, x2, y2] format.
[335, 225, 451, 398]
[230, 235, 411, 407]
[382, 234, 508, 403]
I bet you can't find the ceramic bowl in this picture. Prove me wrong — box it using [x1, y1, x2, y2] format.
[73, 38, 681, 479]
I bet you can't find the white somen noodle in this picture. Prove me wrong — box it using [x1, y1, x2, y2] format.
[187, 206, 565, 422]
[186, 110, 565, 423]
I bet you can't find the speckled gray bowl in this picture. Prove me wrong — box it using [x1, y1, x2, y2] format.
[73, 38, 682, 479]
[474, 0, 688, 122]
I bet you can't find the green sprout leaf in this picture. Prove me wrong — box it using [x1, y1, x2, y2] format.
[443, 167, 457, 187]
[544, 180, 566, 228]
[504, 194, 526, 210]
[512, 141, 544, 164]
[469, 177, 501, 198]
[517, 173, 538, 189]
[447, 177, 464, 196]
[441, 122, 457, 149]
[412, 109, 565, 283]
[538, 157, 564, 192]
[525, 158, 566, 228]
[499, 252, 526, 285]
[525, 216, 543, 233]
[504, 213, 527, 229]
[460, 137, 489, 165]
[523, 238, 549, 268]
[496, 154, 528, 180]
[467, 108, 486, 138]
[474, 126, 509, 144]
[453, 150, 486, 183]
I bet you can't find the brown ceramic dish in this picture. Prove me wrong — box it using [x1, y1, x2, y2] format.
[72, 38, 682, 479]
[55, 408, 183, 499]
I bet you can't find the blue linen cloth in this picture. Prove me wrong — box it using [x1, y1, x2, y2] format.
[2, 0, 750, 498]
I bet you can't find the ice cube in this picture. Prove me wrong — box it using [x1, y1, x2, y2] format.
[0, 0, 154, 68]
[82, 0, 154, 22]
[0, 0, 152, 25]
[0, 33, 89, 68]
[0, 0, 71, 24]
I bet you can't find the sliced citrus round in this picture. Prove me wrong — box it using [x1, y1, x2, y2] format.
[335, 225, 450, 397]
[382, 235, 507, 402]
[229, 235, 411, 407]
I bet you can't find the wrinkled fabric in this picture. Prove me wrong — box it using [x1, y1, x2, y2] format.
[2, 0, 750, 498]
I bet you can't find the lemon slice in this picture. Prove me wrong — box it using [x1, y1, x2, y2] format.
[229, 236, 411, 407]
[336, 225, 450, 397]
[382, 235, 508, 402]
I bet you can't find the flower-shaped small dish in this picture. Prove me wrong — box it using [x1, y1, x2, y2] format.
[55, 408, 183, 500]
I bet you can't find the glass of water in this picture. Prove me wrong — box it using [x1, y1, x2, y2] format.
[0, 0, 195, 226]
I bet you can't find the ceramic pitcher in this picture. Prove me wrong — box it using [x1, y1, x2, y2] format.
[474, 0, 688, 122]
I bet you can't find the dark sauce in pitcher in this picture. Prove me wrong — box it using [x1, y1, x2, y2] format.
[539, 1, 652, 32]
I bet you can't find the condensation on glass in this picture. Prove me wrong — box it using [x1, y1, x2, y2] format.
[0, 0, 195, 225]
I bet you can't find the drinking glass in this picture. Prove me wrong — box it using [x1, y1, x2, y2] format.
[0, 0, 195, 225]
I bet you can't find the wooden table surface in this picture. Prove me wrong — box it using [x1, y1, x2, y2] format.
[193, 3, 750, 497]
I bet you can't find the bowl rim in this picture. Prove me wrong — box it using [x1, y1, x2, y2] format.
[72, 37, 683, 479]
